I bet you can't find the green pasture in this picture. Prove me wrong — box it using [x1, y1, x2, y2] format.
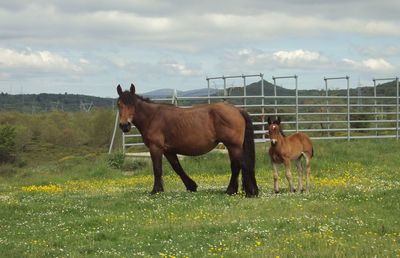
[0, 140, 400, 257]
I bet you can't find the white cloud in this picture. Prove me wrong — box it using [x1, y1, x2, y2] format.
[0, 48, 83, 73]
[160, 60, 202, 76]
[222, 48, 328, 73]
[273, 50, 325, 66]
[0, 1, 399, 95]
[1, 3, 400, 51]
[342, 58, 394, 72]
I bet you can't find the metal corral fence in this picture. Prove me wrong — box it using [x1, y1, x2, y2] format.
[110, 74, 399, 154]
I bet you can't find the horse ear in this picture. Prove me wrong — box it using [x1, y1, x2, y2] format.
[117, 84, 123, 96]
[277, 116, 281, 125]
[130, 83, 136, 95]
[267, 116, 272, 125]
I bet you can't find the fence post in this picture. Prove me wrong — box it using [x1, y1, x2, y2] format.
[242, 75, 247, 109]
[261, 73, 265, 141]
[207, 77, 211, 104]
[373, 79, 378, 136]
[295, 75, 299, 133]
[324, 77, 330, 137]
[272, 76, 277, 117]
[397, 77, 399, 140]
[347, 76, 350, 141]
[108, 110, 120, 154]
[223, 76, 227, 97]
[122, 132, 126, 154]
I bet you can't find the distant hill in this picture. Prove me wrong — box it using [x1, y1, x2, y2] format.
[0, 93, 115, 112]
[142, 88, 220, 98]
[1, 80, 398, 112]
[142, 88, 182, 98]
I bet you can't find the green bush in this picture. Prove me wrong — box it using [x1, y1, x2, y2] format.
[88, 109, 115, 147]
[122, 159, 148, 171]
[107, 151, 125, 169]
[0, 125, 17, 163]
[0, 109, 117, 150]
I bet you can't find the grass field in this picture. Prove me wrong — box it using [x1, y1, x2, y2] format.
[0, 140, 400, 257]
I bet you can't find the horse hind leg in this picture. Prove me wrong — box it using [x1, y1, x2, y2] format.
[226, 146, 242, 195]
[164, 153, 198, 192]
[304, 153, 311, 193]
[296, 156, 304, 193]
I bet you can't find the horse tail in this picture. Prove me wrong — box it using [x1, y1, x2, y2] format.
[240, 110, 259, 197]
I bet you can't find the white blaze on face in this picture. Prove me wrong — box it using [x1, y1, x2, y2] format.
[271, 125, 278, 144]
[127, 117, 133, 125]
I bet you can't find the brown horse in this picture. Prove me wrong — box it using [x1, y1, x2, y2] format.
[267, 117, 313, 193]
[116, 84, 258, 197]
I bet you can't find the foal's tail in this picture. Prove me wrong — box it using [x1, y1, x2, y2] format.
[240, 110, 259, 197]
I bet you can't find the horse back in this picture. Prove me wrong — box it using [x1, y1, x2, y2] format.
[291, 132, 313, 158]
[147, 102, 245, 155]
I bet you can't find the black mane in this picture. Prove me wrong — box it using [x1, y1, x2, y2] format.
[119, 91, 176, 107]
[119, 91, 152, 105]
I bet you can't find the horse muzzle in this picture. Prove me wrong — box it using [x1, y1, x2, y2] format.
[271, 139, 278, 146]
[119, 123, 131, 133]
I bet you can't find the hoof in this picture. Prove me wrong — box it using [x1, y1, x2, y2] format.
[226, 189, 238, 195]
[186, 184, 198, 192]
[274, 190, 280, 194]
[150, 188, 164, 195]
[245, 188, 259, 198]
[245, 192, 258, 198]
[226, 186, 238, 195]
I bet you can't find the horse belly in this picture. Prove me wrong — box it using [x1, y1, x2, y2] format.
[164, 128, 218, 156]
[169, 140, 218, 156]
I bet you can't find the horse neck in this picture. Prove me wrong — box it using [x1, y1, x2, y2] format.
[132, 98, 158, 132]
[271, 133, 286, 149]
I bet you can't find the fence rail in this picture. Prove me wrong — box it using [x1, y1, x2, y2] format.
[110, 75, 399, 154]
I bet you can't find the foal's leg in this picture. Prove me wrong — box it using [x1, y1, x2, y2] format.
[283, 159, 295, 193]
[304, 154, 311, 193]
[226, 146, 242, 195]
[149, 145, 164, 194]
[164, 152, 198, 192]
[296, 157, 304, 193]
[272, 162, 279, 193]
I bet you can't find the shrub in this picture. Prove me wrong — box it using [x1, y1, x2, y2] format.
[0, 125, 17, 163]
[88, 109, 115, 147]
[122, 159, 148, 171]
[0, 163, 16, 176]
[107, 151, 125, 169]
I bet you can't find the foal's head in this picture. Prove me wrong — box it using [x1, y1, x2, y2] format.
[267, 116, 284, 146]
[116, 84, 137, 133]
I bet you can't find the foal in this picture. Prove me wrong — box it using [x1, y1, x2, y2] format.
[267, 117, 313, 193]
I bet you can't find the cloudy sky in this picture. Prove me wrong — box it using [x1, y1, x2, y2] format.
[1, 0, 399, 97]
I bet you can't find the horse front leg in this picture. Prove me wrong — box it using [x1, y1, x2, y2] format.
[283, 159, 295, 193]
[272, 162, 280, 193]
[164, 152, 198, 192]
[149, 146, 164, 194]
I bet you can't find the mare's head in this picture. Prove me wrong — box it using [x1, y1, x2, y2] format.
[116, 83, 137, 133]
[267, 116, 284, 146]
